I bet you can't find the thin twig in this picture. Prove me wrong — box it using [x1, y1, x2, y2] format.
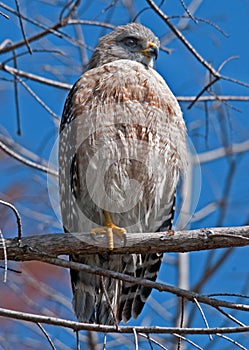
[71, 11, 89, 71]
[0, 199, 22, 239]
[37, 323, 56, 350]
[0, 63, 71, 90]
[100, 276, 119, 325]
[2, 60, 249, 102]
[60, 0, 81, 22]
[187, 249, 233, 326]
[217, 158, 236, 226]
[207, 90, 242, 113]
[0, 19, 66, 55]
[12, 50, 22, 135]
[14, 0, 32, 54]
[14, 75, 60, 120]
[192, 249, 233, 293]
[0, 266, 21, 274]
[215, 307, 246, 327]
[0, 139, 58, 177]
[207, 293, 249, 299]
[139, 333, 169, 350]
[20, 253, 249, 313]
[76, 330, 80, 350]
[103, 333, 107, 350]
[176, 297, 185, 350]
[179, 0, 198, 23]
[173, 333, 204, 350]
[2, 48, 66, 66]
[178, 95, 249, 102]
[146, 0, 249, 107]
[133, 328, 139, 350]
[0, 9, 9, 19]
[216, 333, 247, 350]
[0, 230, 7, 282]
[68, 19, 115, 29]
[193, 298, 213, 341]
[166, 15, 229, 37]
[0, 2, 115, 45]
[188, 76, 220, 109]
[218, 56, 240, 73]
[1, 306, 249, 334]
[146, 0, 220, 77]
[0, 2, 62, 39]
[222, 73, 249, 88]
[194, 140, 249, 164]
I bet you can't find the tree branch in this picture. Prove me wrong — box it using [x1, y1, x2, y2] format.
[1, 226, 249, 261]
[1, 227, 249, 338]
[1, 62, 248, 104]
[0, 63, 71, 89]
[0, 138, 58, 177]
[0, 306, 249, 335]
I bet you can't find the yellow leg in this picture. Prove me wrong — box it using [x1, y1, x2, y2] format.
[91, 211, 126, 250]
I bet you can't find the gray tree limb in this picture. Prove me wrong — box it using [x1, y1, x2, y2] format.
[1, 225, 249, 262]
[0, 306, 249, 334]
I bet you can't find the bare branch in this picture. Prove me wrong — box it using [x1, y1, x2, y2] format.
[0, 63, 71, 89]
[146, 0, 249, 107]
[0, 9, 9, 19]
[14, 76, 60, 120]
[67, 19, 115, 29]
[14, 0, 32, 54]
[133, 328, 138, 350]
[146, 0, 220, 78]
[179, 0, 198, 24]
[37, 323, 56, 350]
[0, 138, 58, 177]
[0, 306, 249, 335]
[0, 200, 22, 239]
[193, 140, 249, 164]
[188, 76, 220, 109]
[12, 50, 22, 135]
[216, 333, 247, 350]
[2, 226, 249, 261]
[173, 333, 204, 350]
[2, 61, 248, 104]
[0, 20, 65, 55]
[0, 230, 7, 282]
[139, 333, 169, 350]
[193, 298, 213, 341]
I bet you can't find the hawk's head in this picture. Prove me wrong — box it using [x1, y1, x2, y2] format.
[89, 23, 160, 69]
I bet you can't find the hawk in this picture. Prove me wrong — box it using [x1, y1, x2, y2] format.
[59, 23, 187, 325]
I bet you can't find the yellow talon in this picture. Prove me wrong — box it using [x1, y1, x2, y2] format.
[90, 211, 126, 250]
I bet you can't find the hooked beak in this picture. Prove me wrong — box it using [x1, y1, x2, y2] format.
[139, 42, 159, 60]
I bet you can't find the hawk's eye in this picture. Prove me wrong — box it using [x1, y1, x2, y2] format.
[123, 37, 138, 47]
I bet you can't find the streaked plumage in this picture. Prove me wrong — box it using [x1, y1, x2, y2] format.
[59, 23, 187, 324]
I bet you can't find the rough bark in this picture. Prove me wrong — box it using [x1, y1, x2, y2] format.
[1, 225, 249, 262]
